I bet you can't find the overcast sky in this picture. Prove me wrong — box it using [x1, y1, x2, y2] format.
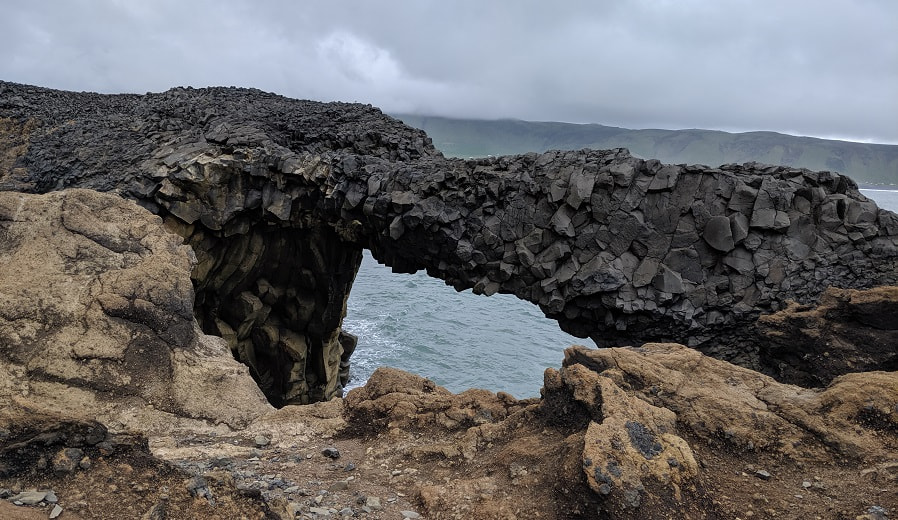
[1, 0, 896, 143]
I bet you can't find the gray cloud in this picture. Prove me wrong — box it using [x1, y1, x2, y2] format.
[1, 0, 895, 143]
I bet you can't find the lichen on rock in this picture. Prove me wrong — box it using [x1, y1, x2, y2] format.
[0, 189, 271, 434]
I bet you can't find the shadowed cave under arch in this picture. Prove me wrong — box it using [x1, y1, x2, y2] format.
[1, 82, 897, 405]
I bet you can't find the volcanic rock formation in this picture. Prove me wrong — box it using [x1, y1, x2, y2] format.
[757, 285, 898, 386]
[1, 121, 896, 518]
[1, 81, 897, 405]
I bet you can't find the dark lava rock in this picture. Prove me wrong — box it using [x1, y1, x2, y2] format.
[2, 81, 896, 404]
[321, 447, 341, 459]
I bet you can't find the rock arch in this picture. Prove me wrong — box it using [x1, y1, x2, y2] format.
[2, 82, 897, 404]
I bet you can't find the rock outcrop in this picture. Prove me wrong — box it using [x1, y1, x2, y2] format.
[758, 285, 898, 385]
[540, 342, 898, 517]
[2, 81, 897, 405]
[333, 340, 898, 518]
[0, 185, 895, 517]
[0, 189, 271, 433]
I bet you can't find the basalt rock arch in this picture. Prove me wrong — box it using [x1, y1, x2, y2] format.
[2, 81, 897, 405]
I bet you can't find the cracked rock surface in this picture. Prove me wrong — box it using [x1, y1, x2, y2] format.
[0, 189, 271, 432]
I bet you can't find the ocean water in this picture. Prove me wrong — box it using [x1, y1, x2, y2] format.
[343, 189, 898, 397]
[342, 253, 587, 397]
[860, 189, 898, 213]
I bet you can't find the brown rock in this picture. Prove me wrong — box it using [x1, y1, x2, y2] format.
[564, 364, 697, 510]
[344, 367, 526, 436]
[758, 286, 898, 386]
[0, 190, 270, 434]
[561, 343, 898, 461]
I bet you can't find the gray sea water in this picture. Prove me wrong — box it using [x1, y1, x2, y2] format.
[860, 188, 898, 213]
[343, 189, 898, 397]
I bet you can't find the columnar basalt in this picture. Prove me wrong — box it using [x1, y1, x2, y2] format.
[2, 81, 897, 404]
[346, 151, 898, 374]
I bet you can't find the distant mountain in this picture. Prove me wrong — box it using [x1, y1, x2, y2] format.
[394, 114, 898, 187]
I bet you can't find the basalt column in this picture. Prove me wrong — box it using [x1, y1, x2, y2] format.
[175, 223, 361, 405]
[144, 144, 367, 406]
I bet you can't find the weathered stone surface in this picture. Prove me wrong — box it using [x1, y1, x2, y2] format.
[2, 81, 897, 402]
[757, 285, 898, 385]
[531, 338, 898, 515]
[703, 215, 735, 252]
[555, 342, 898, 461]
[340, 312, 896, 517]
[560, 363, 698, 509]
[344, 367, 526, 438]
[0, 189, 270, 432]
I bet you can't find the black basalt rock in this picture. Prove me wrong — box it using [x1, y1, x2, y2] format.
[2, 81, 897, 403]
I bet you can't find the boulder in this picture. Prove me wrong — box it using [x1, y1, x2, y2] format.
[0, 190, 271, 434]
[703, 215, 735, 252]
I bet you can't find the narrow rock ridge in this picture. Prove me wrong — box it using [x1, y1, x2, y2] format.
[2, 81, 897, 404]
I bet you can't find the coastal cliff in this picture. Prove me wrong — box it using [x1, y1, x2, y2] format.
[1, 83, 896, 518]
[1, 81, 896, 404]
[1, 189, 895, 518]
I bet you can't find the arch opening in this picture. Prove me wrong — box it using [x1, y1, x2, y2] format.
[343, 251, 591, 398]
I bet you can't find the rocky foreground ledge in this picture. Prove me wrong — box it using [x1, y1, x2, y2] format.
[1, 189, 895, 519]
[2, 82, 897, 405]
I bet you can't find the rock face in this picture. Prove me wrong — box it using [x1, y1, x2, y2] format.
[0, 189, 271, 433]
[541, 342, 898, 517]
[0, 187, 894, 517]
[757, 285, 898, 385]
[2, 81, 897, 404]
